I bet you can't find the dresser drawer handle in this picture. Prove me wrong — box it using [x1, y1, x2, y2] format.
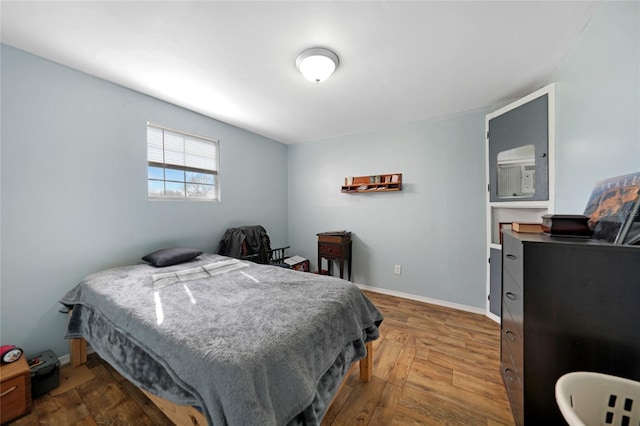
[505, 330, 517, 342]
[0, 385, 17, 398]
[505, 292, 518, 301]
[504, 368, 516, 382]
[506, 254, 517, 260]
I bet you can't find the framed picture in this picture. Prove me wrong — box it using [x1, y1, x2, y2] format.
[583, 172, 640, 244]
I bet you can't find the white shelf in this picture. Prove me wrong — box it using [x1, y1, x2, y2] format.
[489, 200, 550, 208]
[490, 206, 548, 245]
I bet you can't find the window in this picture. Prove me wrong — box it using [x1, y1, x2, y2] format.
[147, 123, 219, 200]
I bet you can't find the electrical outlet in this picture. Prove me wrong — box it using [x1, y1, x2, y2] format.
[394, 264, 402, 275]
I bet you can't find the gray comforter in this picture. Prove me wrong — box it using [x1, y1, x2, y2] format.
[60, 254, 382, 425]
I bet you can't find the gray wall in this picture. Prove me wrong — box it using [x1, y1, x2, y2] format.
[1, 0, 638, 359]
[0, 44, 288, 357]
[287, 0, 639, 310]
[553, 0, 640, 212]
[287, 110, 490, 309]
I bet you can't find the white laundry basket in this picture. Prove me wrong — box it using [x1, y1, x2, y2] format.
[555, 372, 640, 426]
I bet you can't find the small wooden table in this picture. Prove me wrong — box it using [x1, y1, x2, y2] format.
[317, 236, 352, 281]
[0, 356, 32, 424]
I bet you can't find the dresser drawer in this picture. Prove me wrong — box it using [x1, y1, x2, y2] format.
[0, 370, 31, 424]
[503, 273, 523, 330]
[319, 243, 344, 258]
[501, 330, 523, 426]
[502, 234, 524, 287]
[502, 357, 524, 426]
[502, 306, 524, 371]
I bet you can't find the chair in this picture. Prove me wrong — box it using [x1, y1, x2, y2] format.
[555, 372, 640, 426]
[217, 225, 290, 267]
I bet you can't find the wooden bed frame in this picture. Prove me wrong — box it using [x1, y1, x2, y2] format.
[70, 337, 373, 425]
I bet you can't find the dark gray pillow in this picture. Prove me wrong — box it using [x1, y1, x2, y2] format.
[142, 247, 203, 267]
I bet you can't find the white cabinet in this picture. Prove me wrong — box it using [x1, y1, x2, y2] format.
[485, 84, 555, 321]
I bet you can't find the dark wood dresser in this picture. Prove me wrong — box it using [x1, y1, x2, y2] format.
[317, 233, 352, 281]
[501, 230, 640, 425]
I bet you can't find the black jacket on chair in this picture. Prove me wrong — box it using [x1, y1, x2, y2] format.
[217, 225, 272, 264]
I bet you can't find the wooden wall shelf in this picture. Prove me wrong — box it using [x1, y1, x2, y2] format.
[341, 173, 402, 193]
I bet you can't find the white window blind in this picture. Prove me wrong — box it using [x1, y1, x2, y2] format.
[147, 124, 219, 200]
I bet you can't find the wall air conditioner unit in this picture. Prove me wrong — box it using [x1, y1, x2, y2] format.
[497, 163, 535, 198]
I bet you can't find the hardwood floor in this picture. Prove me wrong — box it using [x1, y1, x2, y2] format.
[324, 292, 514, 425]
[9, 291, 515, 425]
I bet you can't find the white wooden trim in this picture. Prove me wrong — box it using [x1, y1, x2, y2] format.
[488, 200, 550, 208]
[485, 99, 493, 320]
[484, 83, 556, 322]
[486, 83, 555, 121]
[356, 284, 486, 316]
[486, 311, 500, 324]
[547, 84, 556, 214]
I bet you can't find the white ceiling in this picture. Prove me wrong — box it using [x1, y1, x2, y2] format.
[1, 1, 599, 144]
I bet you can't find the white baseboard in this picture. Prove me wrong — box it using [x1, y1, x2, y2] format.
[58, 345, 95, 366]
[356, 284, 486, 316]
[486, 311, 501, 324]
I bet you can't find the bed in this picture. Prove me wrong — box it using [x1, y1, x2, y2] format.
[60, 253, 383, 426]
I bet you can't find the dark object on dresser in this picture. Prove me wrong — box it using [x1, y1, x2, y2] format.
[500, 230, 640, 425]
[541, 214, 591, 237]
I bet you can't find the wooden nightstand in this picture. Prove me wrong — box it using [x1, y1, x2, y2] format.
[0, 356, 32, 423]
[317, 233, 352, 281]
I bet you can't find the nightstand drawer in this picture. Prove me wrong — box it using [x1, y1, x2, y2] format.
[0, 360, 31, 424]
[319, 243, 344, 258]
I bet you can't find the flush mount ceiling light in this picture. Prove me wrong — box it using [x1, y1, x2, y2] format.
[295, 47, 340, 84]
